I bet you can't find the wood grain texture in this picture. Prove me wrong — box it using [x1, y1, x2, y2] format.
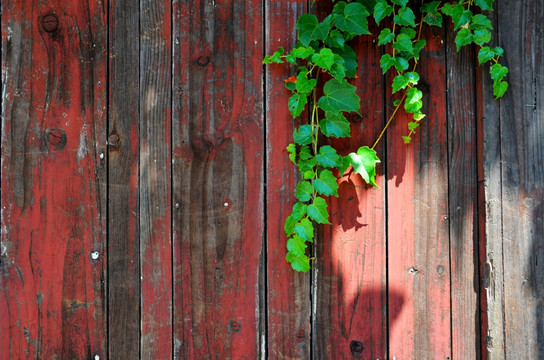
[1, 0, 107, 358]
[172, 1, 264, 358]
[494, 0, 544, 358]
[139, 0, 172, 358]
[445, 21, 481, 360]
[108, 0, 141, 358]
[477, 7, 504, 359]
[312, 24, 388, 360]
[387, 25, 451, 359]
[265, 1, 312, 359]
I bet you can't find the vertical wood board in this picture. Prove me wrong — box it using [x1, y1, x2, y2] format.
[1, 0, 107, 358]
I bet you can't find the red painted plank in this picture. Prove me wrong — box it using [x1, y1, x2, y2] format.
[313, 24, 388, 359]
[386, 26, 451, 359]
[1, 1, 107, 358]
[265, 1, 312, 359]
[139, 0, 173, 358]
[172, 1, 264, 358]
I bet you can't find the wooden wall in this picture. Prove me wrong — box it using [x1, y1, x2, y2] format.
[1, 0, 542, 359]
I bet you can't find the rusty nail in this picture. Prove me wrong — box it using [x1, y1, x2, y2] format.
[175, 202, 180, 209]
[108, 134, 120, 147]
[436, 265, 445, 275]
[443, 215, 448, 221]
[41, 13, 59, 33]
[197, 56, 210, 66]
[229, 320, 241, 333]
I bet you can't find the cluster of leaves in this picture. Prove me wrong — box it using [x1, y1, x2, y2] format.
[264, 0, 507, 272]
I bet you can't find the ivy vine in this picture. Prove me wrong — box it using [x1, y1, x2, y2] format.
[264, 0, 508, 272]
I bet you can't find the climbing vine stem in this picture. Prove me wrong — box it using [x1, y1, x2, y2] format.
[264, 0, 508, 272]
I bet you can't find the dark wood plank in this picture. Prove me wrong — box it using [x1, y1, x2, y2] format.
[386, 25, 451, 359]
[107, 0, 141, 358]
[139, 0, 173, 358]
[445, 21, 481, 359]
[494, 0, 544, 357]
[172, 1, 265, 358]
[477, 6, 505, 359]
[312, 24, 388, 360]
[1, 0, 107, 358]
[264, 1, 312, 359]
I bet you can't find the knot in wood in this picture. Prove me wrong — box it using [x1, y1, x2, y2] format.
[108, 133, 120, 147]
[197, 56, 210, 66]
[349, 340, 364, 356]
[43, 128, 67, 152]
[295, 329, 305, 342]
[41, 13, 59, 33]
[229, 320, 241, 333]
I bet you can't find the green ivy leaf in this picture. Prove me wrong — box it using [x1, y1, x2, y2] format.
[492, 46, 504, 56]
[471, 14, 493, 30]
[293, 124, 313, 145]
[332, 45, 358, 78]
[392, 72, 419, 93]
[446, 4, 472, 30]
[393, 33, 414, 57]
[413, 110, 426, 120]
[404, 87, 423, 113]
[380, 54, 396, 74]
[413, 39, 426, 59]
[402, 135, 412, 144]
[394, 7, 416, 27]
[296, 14, 331, 47]
[493, 80, 508, 99]
[314, 169, 339, 196]
[373, 0, 393, 25]
[478, 46, 494, 64]
[296, 72, 317, 93]
[422, 1, 442, 26]
[318, 79, 360, 114]
[473, 28, 491, 46]
[326, 29, 346, 49]
[284, 202, 308, 236]
[394, 56, 410, 71]
[299, 145, 312, 160]
[307, 197, 330, 224]
[391, 0, 408, 7]
[286, 248, 310, 272]
[400, 26, 417, 39]
[490, 63, 508, 81]
[287, 235, 307, 256]
[455, 28, 473, 51]
[348, 146, 381, 187]
[337, 155, 352, 176]
[294, 218, 314, 242]
[378, 28, 395, 45]
[295, 181, 314, 202]
[311, 48, 335, 71]
[320, 112, 351, 138]
[289, 93, 308, 117]
[474, 0, 494, 11]
[335, 2, 371, 36]
[298, 154, 317, 173]
[316, 145, 341, 168]
[287, 45, 315, 63]
[287, 143, 296, 163]
[408, 121, 420, 131]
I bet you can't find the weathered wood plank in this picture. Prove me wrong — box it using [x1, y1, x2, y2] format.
[107, 0, 141, 358]
[492, 0, 544, 358]
[445, 21, 481, 360]
[1, 0, 107, 358]
[139, 0, 173, 358]
[477, 6, 504, 360]
[386, 26, 451, 359]
[312, 23, 388, 360]
[264, 1, 312, 359]
[172, 1, 265, 358]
